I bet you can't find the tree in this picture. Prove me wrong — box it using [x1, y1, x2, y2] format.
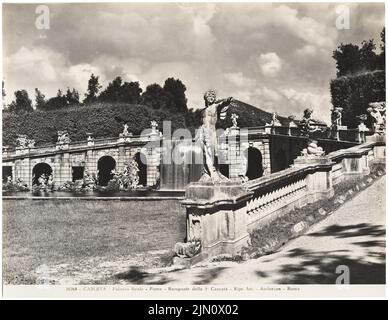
[378, 27, 385, 70]
[35, 88, 46, 110]
[333, 29, 385, 76]
[163, 78, 188, 113]
[333, 43, 361, 77]
[121, 81, 142, 104]
[359, 39, 377, 71]
[65, 88, 80, 105]
[8, 90, 33, 113]
[99, 76, 142, 103]
[141, 83, 175, 110]
[84, 73, 101, 104]
[44, 89, 68, 110]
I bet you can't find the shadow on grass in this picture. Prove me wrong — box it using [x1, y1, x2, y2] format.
[115, 266, 172, 285]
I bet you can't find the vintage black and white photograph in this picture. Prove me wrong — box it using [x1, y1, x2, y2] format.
[1, 1, 386, 298]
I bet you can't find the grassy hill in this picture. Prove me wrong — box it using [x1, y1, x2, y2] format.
[217, 99, 290, 129]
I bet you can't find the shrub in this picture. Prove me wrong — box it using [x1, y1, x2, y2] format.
[2, 103, 186, 146]
[330, 70, 385, 128]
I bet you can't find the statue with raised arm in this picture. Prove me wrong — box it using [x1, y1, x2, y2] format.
[197, 90, 234, 181]
[367, 102, 386, 131]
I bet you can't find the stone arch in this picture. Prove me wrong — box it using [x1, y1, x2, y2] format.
[134, 152, 147, 187]
[32, 162, 53, 186]
[97, 156, 116, 186]
[244, 147, 263, 180]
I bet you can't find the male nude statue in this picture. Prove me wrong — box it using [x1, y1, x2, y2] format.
[197, 90, 234, 181]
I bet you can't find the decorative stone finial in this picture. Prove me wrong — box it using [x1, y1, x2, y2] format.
[231, 113, 239, 128]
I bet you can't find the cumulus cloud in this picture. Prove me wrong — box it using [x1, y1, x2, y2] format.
[2, 2, 384, 122]
[4, 46, 105, 103]
[223, 72, 256, 88]
[258, 52, 283, 77]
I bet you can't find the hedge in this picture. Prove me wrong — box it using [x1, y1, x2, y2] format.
[330, 70, 385, 128]
[2, 103, 186, 147]
[2, 100, 286, 147]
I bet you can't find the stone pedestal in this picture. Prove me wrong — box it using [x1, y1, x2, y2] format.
[179, 180, 252, 263]
[293, 156, 334, 201]
[146, 130, 162, 187]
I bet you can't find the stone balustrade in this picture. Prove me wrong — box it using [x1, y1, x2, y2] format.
[2, 134, 155, 160]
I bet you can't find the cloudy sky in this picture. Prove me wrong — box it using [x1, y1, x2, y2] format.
[2, 2, 385, 122]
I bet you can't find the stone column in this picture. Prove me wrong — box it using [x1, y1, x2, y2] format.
[60, 152, 72, 184]
[117, 145, 126, 172]
[227, 126, 242, 181]
[53, 154, 62, 186]
[262, 140, 271, 174]
[146, 124, 162, 187]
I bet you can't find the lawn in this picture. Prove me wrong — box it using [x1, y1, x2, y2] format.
[2, 199, 185, 284]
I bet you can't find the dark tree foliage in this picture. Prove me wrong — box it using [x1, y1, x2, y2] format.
[2, 81, 6, 110]
[330, 28, 385, 127]
[2, 103, 186, 147]
[163, 78, 188, 113]
[84, 73, 101, 104]
[378, 27, 385, 71]
[333, 29, 384, 77]
[98, 76, 142, 104]
[8, 90, 33, 113]
[330, 70, 385, 128]
[35, 88, 46, 110]
[65, 88, 80, 105]
[42, 89, 68, 111]
[141, 83, 175, 110]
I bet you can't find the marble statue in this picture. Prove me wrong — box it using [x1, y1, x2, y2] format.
[174, 240, 202, 258]
[16, 135, 35, 149]
[331, 107, 343, 127]
[196, 90, 234, 181]
[300, 139, 325, 156]
[83, 169, 96, 190]
[299, 109, 325, 156]
[299, 108, 323, 137]
[265, 112, 282, 128]
[122, 123, 130, 136]
[57, 131, 70, 144]
[356, 114, 369, 132]
[288, 115, 297, 127]
[367, 102, 386, 131]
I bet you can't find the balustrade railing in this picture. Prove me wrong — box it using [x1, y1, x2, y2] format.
[244, 166, 309, 225]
